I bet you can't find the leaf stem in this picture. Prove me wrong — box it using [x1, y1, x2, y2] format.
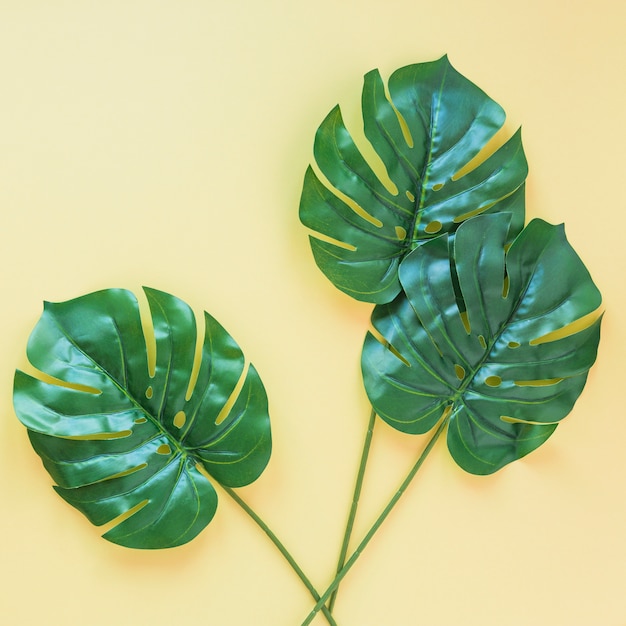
[300, 415, 448, 626]
[327, 406, 377, 612]
[222, 485, 338, 626]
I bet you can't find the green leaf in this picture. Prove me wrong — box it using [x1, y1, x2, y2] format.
[361, 214, 602, 474]
[299, 55, 527, 303]
[13, 287, 271, 549]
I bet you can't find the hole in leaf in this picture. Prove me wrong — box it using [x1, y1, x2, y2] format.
[156, 444, 172, 455]
[514, 378, 563, 387]
[395, 226, 407, 241]
[451, 127, 511, 180]
[134, 417, 148, 424]
[102, 463, 148, 482]
[315, 167, 385, 227]
[103, 499, 149, 533]
[424, 221, 442, 234]
[356, 210, 383, 228]
[485, 375, 502, 387]
[215, 363, 250, 426]
[29, 372, 101, 395]
[454, 189, 522, 224]
[459, 311, 471, 334]
[529, 308, 602, 345]
[183, 307, 208, 402]
[449, 254, 466, 320]
[138, 291, 157, 379]
[508, 341, 520, 349]
[502, 272, 510, 298]
[454, 364, 465, 380]
[501, 415, 560, 425]
[308, 231, 357, 252]
[388, 343, 411, 367]
[396, 111, 413, 148]
[478, 335, 487, 349]
[453, 205, 488, 223]
[173, 410, 186, 428]
[383, 82, 414, 148]
[369, 326, 411, 367]
[432, 183, 444, 191]
[66, 430, 132, 441]
[145, 386, 153, 399]
[406, 190, 415, 202]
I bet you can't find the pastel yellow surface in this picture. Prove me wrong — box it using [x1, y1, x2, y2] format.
[1, 2, 624, 625]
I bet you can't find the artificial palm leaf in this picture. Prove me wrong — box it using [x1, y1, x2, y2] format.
[300, 56, 527, 303]
[14, 287, 271, 548]
[362, 214, 602, 474]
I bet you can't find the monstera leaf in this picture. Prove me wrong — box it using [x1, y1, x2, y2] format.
[299, 55, 527, 303]
[13, 288, 271, 548]
[362, 213, 602, 474]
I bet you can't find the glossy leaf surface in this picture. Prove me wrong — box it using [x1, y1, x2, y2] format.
[300, 55, 527, 303]
[362, 214, 602, 474]
[14, 288, 271, 548]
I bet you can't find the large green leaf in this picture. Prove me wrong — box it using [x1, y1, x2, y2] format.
[362, 214, 602, 474]
[299, 55, 527, 303]
[13, 287, 271, 548]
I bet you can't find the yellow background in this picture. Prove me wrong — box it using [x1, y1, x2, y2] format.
[1, 2, 624, 625]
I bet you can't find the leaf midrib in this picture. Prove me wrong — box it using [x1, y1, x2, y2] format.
[447, 231, 555, 407]
[48, 313, 193, 463]
[409, 67, 447, 247]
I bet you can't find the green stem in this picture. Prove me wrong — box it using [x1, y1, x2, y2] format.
[327, 406, 377, 612]
[300, 416, 448, 626]
[223, 486, 338, 626]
